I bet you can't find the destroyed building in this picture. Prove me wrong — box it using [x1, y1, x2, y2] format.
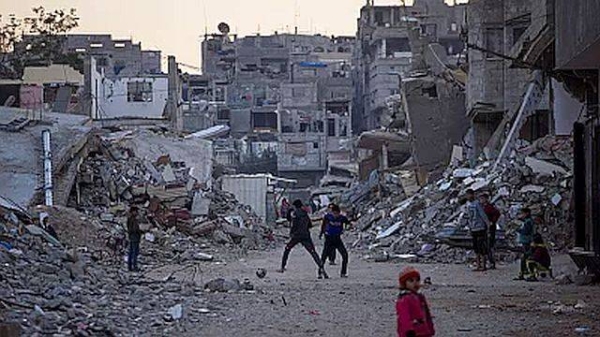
[465, 0, 581, 158]
[0, 64, 84, 114]
[554, 0, 600, 271]
[201, 31, 355, 187]
[16, 34, 162, 77]
[87, 57, 169, 120]
[353, 0, 466, 132]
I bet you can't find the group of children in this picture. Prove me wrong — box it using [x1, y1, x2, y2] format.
[277, 196, 552, 336]
[277, 200, 350, 279]
[463, 189, 551, 280]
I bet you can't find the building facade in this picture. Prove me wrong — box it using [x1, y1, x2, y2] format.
[555, 0, 600, 257]
[201, 32, 355, 187]
[354, 0, 465, 132]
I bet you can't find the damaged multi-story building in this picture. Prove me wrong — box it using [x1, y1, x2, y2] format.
[8, 34, 168, 120]
[553, 0, 600, 270]
[353, 0, 466, 132]
[465, 0, 581, 159]
[201, 29, 354, 187]
[462, 0, 599, 272]
[17, 34, 162, 77]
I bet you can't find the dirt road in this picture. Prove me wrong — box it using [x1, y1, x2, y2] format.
[146, 241, 599, 337]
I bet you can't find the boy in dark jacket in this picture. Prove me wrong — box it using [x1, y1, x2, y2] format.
[396, 266, 435, 337]
[127, 206, 142, 272]
[278, 200, 328, 279]
[525, 233, 551, 281]
[319, 204, 350, 277]
[514, 207, 535, 280]
[480, 193, 501, 269]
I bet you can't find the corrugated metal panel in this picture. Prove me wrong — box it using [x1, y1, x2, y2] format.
[222, 176, 268, 222]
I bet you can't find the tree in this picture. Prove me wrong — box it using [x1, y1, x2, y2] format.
[0, 7, 79, 78]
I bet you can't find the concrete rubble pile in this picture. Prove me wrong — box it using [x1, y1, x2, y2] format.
[0, 202, 257, 336]
[72, 129, 274, 254]
[347, 136, 573, 264]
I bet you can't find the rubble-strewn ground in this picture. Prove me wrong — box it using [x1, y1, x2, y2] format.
[2, 223, 599, 336]
[141, 245, 600, 337]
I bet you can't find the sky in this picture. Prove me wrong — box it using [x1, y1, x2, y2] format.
[1, 0, 466, 72]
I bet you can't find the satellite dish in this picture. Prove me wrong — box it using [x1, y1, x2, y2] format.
[218, 22, 231, 35]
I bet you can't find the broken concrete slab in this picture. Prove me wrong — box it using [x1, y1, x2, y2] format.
[551, 193, 563, 206]
[167, 304, 183, 321]
[376, 221, 403, 240]
[451, 146, 464, 166]
[26, 225, 62, 247]
[453, 168, 475, 178]
[193, 252, 214, 261]
[390, 197, 416, 219]
[204, 278, 241, 292]
[161, 164, 177, 183]
[525, 157, 568, 176]
[520, 185, 545, 193]
[191, 193, 211, 216]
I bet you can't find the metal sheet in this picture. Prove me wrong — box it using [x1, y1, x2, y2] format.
[221, 175, 268, 223]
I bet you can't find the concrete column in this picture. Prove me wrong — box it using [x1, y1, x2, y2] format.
[548, 78, 556, 135]
[83, 57, 92, 118]
[381, 142, 389, 170]
[370, 7, 375, 26]
[380, 39, 387, 59]
[168, 56, 183, 132]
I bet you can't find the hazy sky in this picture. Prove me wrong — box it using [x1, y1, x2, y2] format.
[1, 0, 464, 71]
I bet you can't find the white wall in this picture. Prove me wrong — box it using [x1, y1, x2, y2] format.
[221, 175, 268, 223]
[91, 57, 168, 119]
[553, 79, 583, 135]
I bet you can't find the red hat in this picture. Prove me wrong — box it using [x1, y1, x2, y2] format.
[399, 266, 421, 287]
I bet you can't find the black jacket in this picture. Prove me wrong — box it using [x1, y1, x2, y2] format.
[127, 215, 142, 242]
[287, 207, 312, 240]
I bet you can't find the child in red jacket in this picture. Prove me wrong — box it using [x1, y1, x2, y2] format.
[396, 267, 435, 337]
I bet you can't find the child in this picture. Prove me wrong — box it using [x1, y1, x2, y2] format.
[396, 267, 435, 337]
[525, 233, 551, 281]
[514, 207, 535, 280]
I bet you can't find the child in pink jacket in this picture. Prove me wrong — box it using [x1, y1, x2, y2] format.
[396, 266, 435, 337]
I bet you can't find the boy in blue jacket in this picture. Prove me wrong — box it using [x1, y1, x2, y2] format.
[320, 204, 350, 277]
[514, 207, 535, 280]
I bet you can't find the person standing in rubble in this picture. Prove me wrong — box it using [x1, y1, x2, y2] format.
[480, 193, 501, 269]
[465, 189, 491, 271]
[514, 207, 535, 280]
[278, 200, 329, 279]
[127, 206, 142, 272]
[319, 204, 350, 277]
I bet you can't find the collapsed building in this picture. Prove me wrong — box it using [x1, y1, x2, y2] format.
[553, 0, 600, 272]
[201, 30, 355, 187]
[330, 0, 599, 277]
[353, 0, 466, 132]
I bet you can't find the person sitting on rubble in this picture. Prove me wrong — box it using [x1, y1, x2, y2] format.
[465, 189, 491, 271]
[41, 215, 59, 241]
[127, 206, 142, 272]
[525, 233, 551, 282]
[319, 204, 350, 277]
[479, 193, 501, 269]
[278, 200, 329, 279]
[396, 266, 435, 337]
[514, 207, 535, 280]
